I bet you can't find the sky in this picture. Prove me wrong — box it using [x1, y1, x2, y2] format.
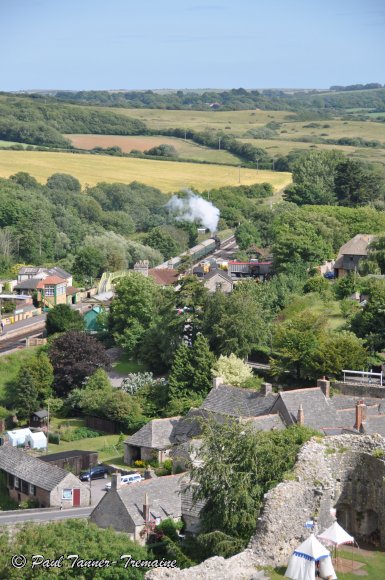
[1, 0, 384, 91]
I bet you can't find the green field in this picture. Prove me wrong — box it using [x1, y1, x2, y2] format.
[280, 293, 344, 331]
[66, 134, 240, 165]
[107, 107, 290, 136]
[0, 150, 292, 193]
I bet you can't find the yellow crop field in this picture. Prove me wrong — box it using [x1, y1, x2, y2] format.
[0, 150, 292, 193]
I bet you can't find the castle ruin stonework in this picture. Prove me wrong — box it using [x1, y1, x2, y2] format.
[146, 434, 385, 579]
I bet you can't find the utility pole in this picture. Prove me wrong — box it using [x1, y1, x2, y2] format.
[238, 166, 241, 184]
[218, 136, 221, 150]
[256, 158, 259, 172]
[184, 129, 187, 141]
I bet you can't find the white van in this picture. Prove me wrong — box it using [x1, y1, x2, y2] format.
[105, 473, 143, 490]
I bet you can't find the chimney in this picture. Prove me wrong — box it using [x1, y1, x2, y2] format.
[133, 260, 149, 277]
[144, 467, 157, 480]
[297, 404, 304, 426]
[143, 493, 150, 524]
[212, 376, 224, 389]
[355, 400, 367, 432]
[261, 382, 272, 396]
[317, 377, 330, 399]
[110, 472, 121, 491]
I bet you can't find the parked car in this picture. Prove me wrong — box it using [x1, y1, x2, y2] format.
[79, 465, 109, 481]
[323, 271, 335, 279]
[105, 473, 143, 490]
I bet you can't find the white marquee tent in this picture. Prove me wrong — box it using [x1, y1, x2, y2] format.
[318, 521, 354, 547]
[285, 534, 337, 580]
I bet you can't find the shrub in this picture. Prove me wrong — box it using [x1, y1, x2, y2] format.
[155, 518, 183, 542]
[60, 427, 101, 442]
[162, 459, 173, 474]
[134, 460, 145, 468]
[48, 432, 60, 445]
[372, 448, 385, 458]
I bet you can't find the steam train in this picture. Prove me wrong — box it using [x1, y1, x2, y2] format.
[155, 236, 221, 270]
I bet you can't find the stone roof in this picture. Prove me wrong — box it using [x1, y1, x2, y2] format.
[243, 414, 285, 431]
[364, 415, 385, 437]
[337, 234, 375, 257]
[170, 409, 208, 444]
[0, 446, 71, 491]
[203, 270, 233, 284]
[48, 266, 71, 279]
[181, 480, 206, 519]
[200, 384, 277, 418]
[32, 410, 48, 419]
[125, 417, 181, 450]
[116, 474, 183, 525]
[14, 278, 41, 290]
[170, 439, 203, 467]
[271, 388, 338, 430]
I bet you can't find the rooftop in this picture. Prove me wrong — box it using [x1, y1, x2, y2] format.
[0, 446, 72, 491]
[125, 417, 182, 450]
[200, 384, 277, 417]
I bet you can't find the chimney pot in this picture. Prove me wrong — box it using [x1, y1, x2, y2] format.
[261, 382, 273, 396]
[143, 492, 150, 524]
[111, 472, 121, 491]
[317, 378, 330, 399]
[355, 401, 367, 432]
[297, 404, 304, 426]
[212, 376, 224, 389]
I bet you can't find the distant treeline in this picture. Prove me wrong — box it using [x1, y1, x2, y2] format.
[0, 97, 146, 148]
[24, 86, 385, 112]
[329, 83, 384, 92]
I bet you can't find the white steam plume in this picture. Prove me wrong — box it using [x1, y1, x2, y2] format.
[166, 190, 220, 233]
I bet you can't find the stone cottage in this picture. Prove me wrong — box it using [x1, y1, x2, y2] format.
[0, 446, 90, 508]
[90, 474, 185, 544]
[124, 417, 181, 465]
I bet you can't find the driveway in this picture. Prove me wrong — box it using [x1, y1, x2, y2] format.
[82, 474, 110, 506]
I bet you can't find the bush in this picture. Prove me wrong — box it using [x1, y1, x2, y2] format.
[155, 518, 183, 542]
[60, 427, 101, 442]
[372, 448, 385, 458]
[134, 459, 145, 468]
[162, 459, 173, 474]
[48, 432, 60, 445]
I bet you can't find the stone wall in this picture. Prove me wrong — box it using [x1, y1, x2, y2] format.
[333, 381, 385, 399]
[146, 434, 385, 579]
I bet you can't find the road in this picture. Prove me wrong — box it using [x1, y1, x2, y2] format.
[0, 506, 93, 525]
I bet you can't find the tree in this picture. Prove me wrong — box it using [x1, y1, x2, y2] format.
[168, 343, 194, 401]
[145, 144, 178, 157]
[271, 311, 325, 379]
[12, 352, 54, 418]
[313, 331, 368, 377]
[108, 273, 159, 355]
[190, 419, 317, 541]
[0, 519, 149, 579]
[212, 354, 253, 387]
[49, 331, 110, 397]
[351, 281, 385, 351]
[73, 246, 104, 281]
[144, 227, 179, 260]
[46, 304, 84, 335]
[189, 334, 215, 395]
[46, 173, 81, 193]
[13, 367, 39, 419]
[334, 159, 384, 206]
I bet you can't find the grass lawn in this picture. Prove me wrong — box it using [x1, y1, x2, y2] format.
[66, 134, 240, 165]
[46, 432, 126, 463]
[113, 359, 146, 375]
[0, 150, 291, 193]
[0, 348, 38, 405]
[279, 293, 345, 331]
[269, 546, 385, 579]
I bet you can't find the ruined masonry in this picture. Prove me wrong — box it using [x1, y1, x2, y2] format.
[146, 434, 385, 579]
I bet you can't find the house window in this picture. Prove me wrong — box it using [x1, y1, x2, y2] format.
[14, 476, 19, 489]
[44, 285, 55, 296]
[21, 480, 29, 494]
[29, 483, 36, 496]
[8, 474, 14, 488]
[56, 284, 66, 296]
[62, 489, 73, 500]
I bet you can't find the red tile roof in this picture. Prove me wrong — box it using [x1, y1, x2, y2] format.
[148, 269, 179, 286]
[36, 276, 67, 288]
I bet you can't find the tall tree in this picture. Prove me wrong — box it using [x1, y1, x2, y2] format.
[46, 304, 84, 336]
[49, 331, 110, 397]
[108, 273, 159, 356]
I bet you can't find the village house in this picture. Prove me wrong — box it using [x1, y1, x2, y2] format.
[0, 446, 90, 508]
[90, 473, 185, 543]
[203, 269, 234, 293]
[133, 260, 179, 287]
[124, 417, 181, 466]
[333, 234, 375, 278]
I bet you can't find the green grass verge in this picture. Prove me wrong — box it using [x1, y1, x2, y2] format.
[46, 433, 126, 463]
